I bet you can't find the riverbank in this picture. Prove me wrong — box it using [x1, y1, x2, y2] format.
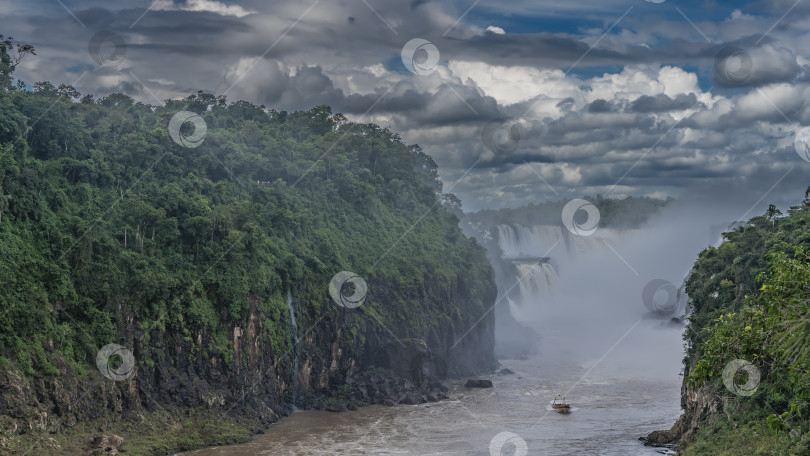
[1, 406, 258, 455]
[0, 365, 456, 455]
[180, 352, 683, 456]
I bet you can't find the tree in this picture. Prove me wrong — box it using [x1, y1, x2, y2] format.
[0, 34, 35, 90]
[440, 192, 463, 217]
[32, 81, 56, 94]
[57, 84, 80, 100]
[766, 204, 782, 226]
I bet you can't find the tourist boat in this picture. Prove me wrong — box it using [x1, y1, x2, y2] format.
[552, 395, 571, 412]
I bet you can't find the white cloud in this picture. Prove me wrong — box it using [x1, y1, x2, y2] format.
[151, 0, 255, 18]
[447, 61, 576, 108]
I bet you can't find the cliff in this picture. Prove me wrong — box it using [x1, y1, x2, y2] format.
[0, 89, 497, 454]
[644, 202, 810, 455]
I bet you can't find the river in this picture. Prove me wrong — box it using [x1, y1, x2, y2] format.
[181, 321, 683, 456]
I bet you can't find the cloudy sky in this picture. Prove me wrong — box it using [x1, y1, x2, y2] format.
[2, 0, 810, 212]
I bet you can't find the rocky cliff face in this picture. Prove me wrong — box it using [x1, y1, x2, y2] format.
[0, 272, 496, 452]
[643, 363, 726, 450]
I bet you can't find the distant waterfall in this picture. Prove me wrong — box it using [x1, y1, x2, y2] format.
[496, 224, 643, 319]
[515, 262, 559, 300]
[497, 224, 638, 261]
[287, 288, 299, 405]
[496, 225, 565, 259]
[497, 225, 564, 324]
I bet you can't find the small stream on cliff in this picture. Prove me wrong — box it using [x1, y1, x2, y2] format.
[287, 288, 300, 405]
[180, 321, 682, 456]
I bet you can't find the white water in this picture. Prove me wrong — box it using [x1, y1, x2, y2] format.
[514, 262, 558, 299]
[495, 224, 685, 329]
[496, 225, 642, 261]
[496, 225, 565, 259]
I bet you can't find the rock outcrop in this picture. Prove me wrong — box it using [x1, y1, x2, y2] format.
[90, 435, 124, 455]
[464, 379, 493, 388]
[644, 365, 724, 448]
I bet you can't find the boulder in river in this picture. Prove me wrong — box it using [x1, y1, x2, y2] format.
[464, 379, 493, 388]
[326, 403, 348, 413]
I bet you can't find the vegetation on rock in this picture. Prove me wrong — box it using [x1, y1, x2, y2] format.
[677, 192, 810, 455]
[0, 37, 497, 454]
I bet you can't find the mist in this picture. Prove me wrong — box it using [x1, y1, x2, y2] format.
[485, 192, 793, 382]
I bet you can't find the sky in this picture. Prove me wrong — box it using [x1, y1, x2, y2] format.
[2, 0, 810, 212]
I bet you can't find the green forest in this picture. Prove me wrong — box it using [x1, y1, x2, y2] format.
[0, 38, 498, 453]
[679, 198, 810, 455]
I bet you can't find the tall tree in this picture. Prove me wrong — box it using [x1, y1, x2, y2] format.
[0, 34, 35, 90]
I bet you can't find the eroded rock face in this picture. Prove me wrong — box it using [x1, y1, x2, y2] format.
[0, 279, 496, 452]
[644, 364, 724, 449]
[91, 435, 124, 455]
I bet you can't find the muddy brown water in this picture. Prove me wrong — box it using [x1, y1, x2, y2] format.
[180, 323, 682, 456]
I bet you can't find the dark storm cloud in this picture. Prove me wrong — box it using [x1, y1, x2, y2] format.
[587, 99, 614, 113]
[629, 94, 700, 113]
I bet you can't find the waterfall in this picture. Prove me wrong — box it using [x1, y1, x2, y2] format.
[497, 224, 563, 322]
[496, 223, 649, 326]
[507, 297, 533, 325]
[287, 288, 299, 405]
[514, 262, 559, 301]
[498, 224, 643, 262]
[497, 224, 565, 259]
